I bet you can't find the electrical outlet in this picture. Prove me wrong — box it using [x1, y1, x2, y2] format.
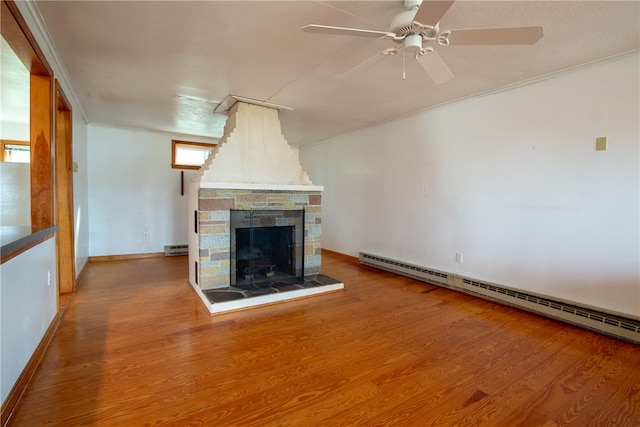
[143, 231, 149, 239]
[456, 253, 464, 263]
[47, 270, 52, 286]
[596, 136, 608, 151]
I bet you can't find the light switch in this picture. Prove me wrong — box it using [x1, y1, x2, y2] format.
[73, 162, 79, 172]
[596, 137, 608, 151]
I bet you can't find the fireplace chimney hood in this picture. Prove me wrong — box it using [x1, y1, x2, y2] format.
[194, 100, 319, 189]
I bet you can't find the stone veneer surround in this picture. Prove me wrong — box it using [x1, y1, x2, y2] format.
[197, 188, 321, 289]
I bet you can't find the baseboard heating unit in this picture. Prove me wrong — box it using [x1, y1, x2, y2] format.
[164, 244, 188, 256]
[359, 252, 640, 345]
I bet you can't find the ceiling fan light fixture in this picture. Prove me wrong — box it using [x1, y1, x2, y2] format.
[404, 33, 423, 54]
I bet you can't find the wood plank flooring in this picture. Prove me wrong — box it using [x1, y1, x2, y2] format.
[7, 252, 640, 426]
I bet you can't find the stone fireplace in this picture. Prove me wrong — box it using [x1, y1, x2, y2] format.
[188, 100, 343, 313]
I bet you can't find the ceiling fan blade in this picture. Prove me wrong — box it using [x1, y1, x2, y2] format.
[412, 1, 455, 27]
[302, 24, 393, 39]
[446, 26, 544, 45]
[415, 49, 453, 84]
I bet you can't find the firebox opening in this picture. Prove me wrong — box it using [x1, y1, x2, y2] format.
[235, 226, 296, 289]
[230, 209, 305, 290]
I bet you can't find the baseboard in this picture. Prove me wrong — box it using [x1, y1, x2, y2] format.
[89, 252, 164, 263]
[359, 252, 640, 345]
[72, 259, 90, 293]
[76, 258, 90, 283]
[1, 314, 61, 427]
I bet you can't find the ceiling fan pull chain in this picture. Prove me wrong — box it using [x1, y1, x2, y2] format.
[403, 48, 406, 80]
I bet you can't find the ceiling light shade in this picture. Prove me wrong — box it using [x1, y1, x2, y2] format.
[404, 34, 422, 54]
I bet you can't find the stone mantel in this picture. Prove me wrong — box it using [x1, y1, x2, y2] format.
[197, 182, 324, 192]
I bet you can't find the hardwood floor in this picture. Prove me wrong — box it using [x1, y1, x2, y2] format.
[7, 252, 640, 426]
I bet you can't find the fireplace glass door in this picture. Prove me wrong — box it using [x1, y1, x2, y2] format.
[230, 209, 304, 289]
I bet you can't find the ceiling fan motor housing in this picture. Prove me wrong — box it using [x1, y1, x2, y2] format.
[390, 9, 439, 41]
[390, 10, 418, 37]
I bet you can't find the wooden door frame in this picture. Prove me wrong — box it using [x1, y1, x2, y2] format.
[55, 81, 76, 295]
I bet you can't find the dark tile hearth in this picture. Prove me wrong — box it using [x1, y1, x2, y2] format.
[203, 274, 341, 305]
[203, 290, 245, 303]
[271, 283, 301, 292]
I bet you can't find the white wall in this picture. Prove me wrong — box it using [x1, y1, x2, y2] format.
[0, 122, 29, 141]
[1, 238, 57, 404]
[87, 125, 215, 256]
[300, 54, 639, 317]
[72, 113, 90, 274]
[0, 37, 29, 141]
[0, 163, 30, 226]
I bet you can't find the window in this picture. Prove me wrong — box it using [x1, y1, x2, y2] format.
[171, 140, 216, 170]
[1, 140, 30, 163]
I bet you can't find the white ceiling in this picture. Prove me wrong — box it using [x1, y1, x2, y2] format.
[30, 1, 640, 147]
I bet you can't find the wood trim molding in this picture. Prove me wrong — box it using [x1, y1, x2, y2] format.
[0, 139, 29, 162]
[0, 139, 29, 145]
[75, 259, 90, 288]
[30, 73, 53, 230]
[171, 139, 216, 170]
[0, 313, 61, 427]
[89, 252, 165, 263]
[55, 80, 76, 293]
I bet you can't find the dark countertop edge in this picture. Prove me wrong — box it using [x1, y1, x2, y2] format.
[1, 225, 59, 263]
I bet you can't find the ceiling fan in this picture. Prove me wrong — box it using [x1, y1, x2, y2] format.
[303, 0, 543, 84]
